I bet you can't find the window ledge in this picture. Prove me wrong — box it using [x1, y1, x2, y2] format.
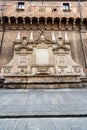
[16, 8, 25, 11]
[63, 9, 71, 12]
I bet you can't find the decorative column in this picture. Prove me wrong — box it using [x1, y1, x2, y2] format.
[52, 18, 54, 30]
[1, 18, 3, 30]
[16, 18, 18, 29]
[45, 18, 47, 30]
[8, 18, 11, 29]
[37, 18, 39, 30]
[80, 19, 83, 30]
[73, 19, 76, 30]
[23, 18, 25, 29]
[66, 18, 69, 30]
[30, 18, 32, 30]
[59, 18, 61, 30]
[1, 18, 3, 24]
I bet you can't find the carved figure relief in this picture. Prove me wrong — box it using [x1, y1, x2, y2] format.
[19, 57, 27, 66]
[1, 66, 12, 74]
[58, 55, 67, 65]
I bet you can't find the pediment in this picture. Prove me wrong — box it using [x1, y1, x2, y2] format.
[34, 37, 52, 44]
[53, 45, 69, 52]
[15, 45, 33, 51]
[29, 30, 52, 45]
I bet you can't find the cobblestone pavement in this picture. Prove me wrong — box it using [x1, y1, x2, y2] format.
[0, 88, 87, 129]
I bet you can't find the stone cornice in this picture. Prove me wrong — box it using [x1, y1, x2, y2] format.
[3, 0, 87, 1]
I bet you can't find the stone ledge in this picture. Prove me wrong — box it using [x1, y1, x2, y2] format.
[0, 76, 5, 88]
[2, 74, 83, 88]
[4, 75, 81, 83]
[3, 82, 81, 89]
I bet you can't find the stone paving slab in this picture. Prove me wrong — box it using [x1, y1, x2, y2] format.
[0, 89, 87, 116]
[0, 118, 87, 130]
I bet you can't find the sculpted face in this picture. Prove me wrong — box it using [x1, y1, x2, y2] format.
[40, 30, 45, 42]
[57, 37, 63, 46]
[22, 37, 27, 45]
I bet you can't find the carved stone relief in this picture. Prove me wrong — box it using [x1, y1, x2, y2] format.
[0, 31, 85, 84]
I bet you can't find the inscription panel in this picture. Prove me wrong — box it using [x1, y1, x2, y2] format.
[36, 49, 49, 65]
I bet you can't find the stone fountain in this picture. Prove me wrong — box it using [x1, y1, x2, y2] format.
[0, 31, 85, 88]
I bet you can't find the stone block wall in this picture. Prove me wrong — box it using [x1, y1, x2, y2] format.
[0, 0, 87, 75]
